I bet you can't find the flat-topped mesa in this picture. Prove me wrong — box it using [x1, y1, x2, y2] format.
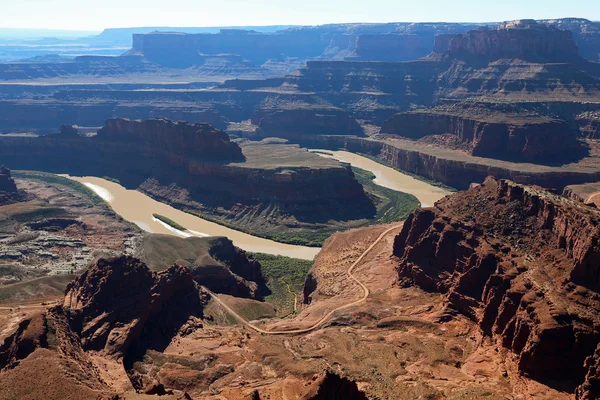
[394, 177, 600, 396]
[0, 166, 21, 206]
[435, 19, 581, 63]
[380, 106, 583, 163]
[96, 118, 244, 162]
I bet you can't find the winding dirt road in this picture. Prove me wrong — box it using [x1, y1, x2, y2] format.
[203, 223, 402, 335]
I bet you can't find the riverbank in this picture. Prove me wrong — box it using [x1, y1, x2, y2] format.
[311, 150, 452, 207]
[67, 175, 321, 260]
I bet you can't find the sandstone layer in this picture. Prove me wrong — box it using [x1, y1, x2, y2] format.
[394, 177, 600, 397]
[380, 108, 583, 162]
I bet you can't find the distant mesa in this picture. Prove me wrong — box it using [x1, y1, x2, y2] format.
[431, 19, 581, 63]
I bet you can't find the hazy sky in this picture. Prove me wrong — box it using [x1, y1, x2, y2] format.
[1, 0, 598, 31]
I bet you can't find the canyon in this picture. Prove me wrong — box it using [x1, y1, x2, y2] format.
[3, 14, 600, 400]
[1, 21, 600, 194]
[4, 178, 600, 398]
[0, 118, 410, 246]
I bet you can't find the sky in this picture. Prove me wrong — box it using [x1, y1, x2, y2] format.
[0, 0, 598, 31]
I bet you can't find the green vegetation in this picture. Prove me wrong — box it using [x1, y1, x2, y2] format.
[12, 170, 111, 207]
[356, 152, 457, 192]
[249, 252, 312, 317]
[353, 167, 420, 224]
[152, 213, 187, 231]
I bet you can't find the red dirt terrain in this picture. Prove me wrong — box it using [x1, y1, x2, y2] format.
[4, 178, 600, 398]
[395, 177, 600, 399]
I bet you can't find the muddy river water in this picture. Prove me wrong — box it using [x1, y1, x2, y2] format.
[66, 152, 450, 261]
[311, 150, 451, 208]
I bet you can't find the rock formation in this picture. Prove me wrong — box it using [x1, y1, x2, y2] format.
[137, 234, 269, 300]
[63, 255, 207, 358]
[394, 177, 600, 396]
[435, 20, 580, 63]
[380, 107, 583, 162]
[542, 18, 600, 62]
[0, 166, 22, 206]
[96, 117, 244, 161]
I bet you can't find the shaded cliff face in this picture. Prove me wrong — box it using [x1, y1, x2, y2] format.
[299, 370, 368, 400]
[0, 166, 21, 205]
[394, 178, 600, 396]
[63, 255, 208, 358]
[97, 117, 244, 161]
[252, 108, 363, 137]
[381, 110, 584, 163]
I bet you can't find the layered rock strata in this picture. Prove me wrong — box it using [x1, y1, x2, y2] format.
[0, 118, 370, 223]
[381, 109, 582, 162]
[394, 177, 600, 397]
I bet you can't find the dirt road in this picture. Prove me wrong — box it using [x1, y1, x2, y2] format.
[203, 223, 402, 335]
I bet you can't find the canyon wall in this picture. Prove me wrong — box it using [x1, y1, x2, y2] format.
[0, 118, 371, 222]
[290, 135, 600, 191]
[252, 108, 364, 137]
[380, 111, 582, 162]
[96, 117, 243, 161]
[440, 20, 580, 63]
[394, 178, 600, 397]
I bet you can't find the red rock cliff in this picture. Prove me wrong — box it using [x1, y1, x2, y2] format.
[394, 178, 600, 397]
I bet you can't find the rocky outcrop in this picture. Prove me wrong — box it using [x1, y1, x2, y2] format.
[394, 178, 600, 396]
[299, 370, 368, 400]
[437, 20, 580, 63]
[380, 110, 582, 162]
[63, 255, 207, 357]
[137, 234, 269, 300]
[0, 307, 114, 400]
[97, 117, 243, 161]
[0, 166, 22, 206]
[0, 312, 48, 369]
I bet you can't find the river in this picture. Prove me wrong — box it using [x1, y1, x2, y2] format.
[65, 152, 450, 261]
[311, 150, 451, 207]
[66, 176, 321, 260]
